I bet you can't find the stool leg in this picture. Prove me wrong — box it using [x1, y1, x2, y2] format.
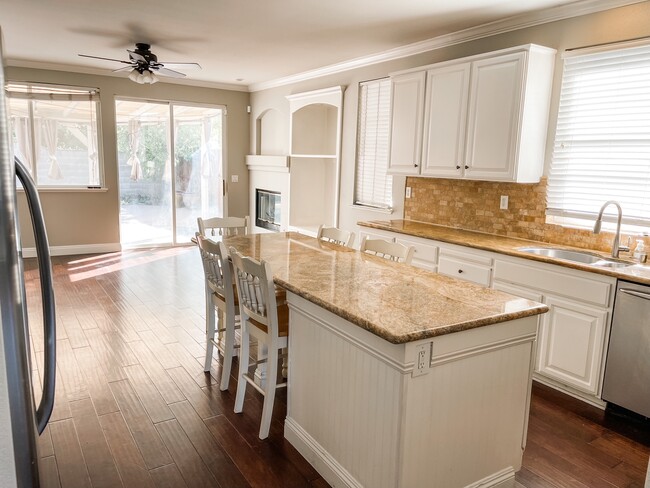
[204, 292, 215, 372]
[259, 338, 279, 439]
[234, 318, 250, 413]
[220, 307, 235, 391]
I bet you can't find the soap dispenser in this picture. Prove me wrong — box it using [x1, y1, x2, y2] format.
[633, 239, 647, 263]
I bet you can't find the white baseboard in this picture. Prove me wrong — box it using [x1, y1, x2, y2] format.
[22, 243, 121, 258]
[532, 375, 607, 410]
[284, 417, 362, 488]
[468, 467, 516, 488]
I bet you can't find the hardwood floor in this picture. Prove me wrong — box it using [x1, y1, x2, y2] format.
[24, 248, 649, 488]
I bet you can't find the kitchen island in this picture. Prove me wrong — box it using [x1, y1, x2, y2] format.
[223, 232, 548, 488]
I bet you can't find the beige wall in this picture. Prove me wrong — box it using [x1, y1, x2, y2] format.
[249, 2, 650, 239]
[7, 67, 250, 249]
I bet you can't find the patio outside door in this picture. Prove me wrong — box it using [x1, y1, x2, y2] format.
[116, 99, 224, 247]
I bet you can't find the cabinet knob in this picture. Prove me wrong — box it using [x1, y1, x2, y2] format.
[458, 269, 464, 274]
[465, 165, 469, 170]
[414, 163, 419, 168]
[456, 165, 461, 170]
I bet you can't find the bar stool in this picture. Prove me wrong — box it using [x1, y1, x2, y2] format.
[197, 216, 249, 240]
[229, 248, 288, 439]
[196, 234, 239, 391]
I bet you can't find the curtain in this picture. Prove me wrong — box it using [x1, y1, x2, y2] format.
[127, 119, 143, 181]
[87, 120, 99, 186]
[201, 118, 212, 177]
[42, 119, 63, 180]
[14, 117, 33, 173]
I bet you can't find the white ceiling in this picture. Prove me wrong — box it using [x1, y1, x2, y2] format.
[0, 0, 638, 91]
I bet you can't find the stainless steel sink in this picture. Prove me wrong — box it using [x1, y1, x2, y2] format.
[517, 247, 633, 268]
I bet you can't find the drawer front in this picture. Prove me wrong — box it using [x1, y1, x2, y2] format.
[397, 237, 438, 271]
[438, 246, 493, 266]
[438, 256, 492, 287]
[494, 259, 612, 307]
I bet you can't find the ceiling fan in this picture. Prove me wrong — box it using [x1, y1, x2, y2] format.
[79, 43, 201, 84]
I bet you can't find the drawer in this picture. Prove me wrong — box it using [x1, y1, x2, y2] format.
[438, 256, 492, 287]
[439, 246, 493, 266]
[494, 259, 612, 307]
[397, 236, 438, 271]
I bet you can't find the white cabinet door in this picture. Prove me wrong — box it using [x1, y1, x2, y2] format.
[537, 295, 608, 395]
[464, 52, 525, 181]
[395, 236, 438, 271]
[388, 71, 426, 175]
[421, 63, 470, 178]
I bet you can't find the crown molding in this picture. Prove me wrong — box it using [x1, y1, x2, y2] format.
[248, 0, 646, 92]
[5, 59, 249, 92]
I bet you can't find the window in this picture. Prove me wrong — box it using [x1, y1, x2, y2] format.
[547, 41, 650, 229]
[6, 83, 102, 187]
[354, 78, 392, 209]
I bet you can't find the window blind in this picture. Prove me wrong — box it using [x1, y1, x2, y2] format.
[547, 42, 650, 227]
[354, 78, 392, 209]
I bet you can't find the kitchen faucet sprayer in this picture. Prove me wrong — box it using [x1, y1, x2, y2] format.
[593, 200, 629, 258]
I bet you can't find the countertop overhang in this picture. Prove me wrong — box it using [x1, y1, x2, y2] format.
[223, 232, 547, 344]
[358, 219, 650, 286]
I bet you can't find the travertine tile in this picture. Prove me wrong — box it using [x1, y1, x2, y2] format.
[403, 177, 650, 253]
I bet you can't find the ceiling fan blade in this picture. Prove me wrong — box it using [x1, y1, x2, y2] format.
[154, 67, 187, 78]
[160, 62, 201, 70]
[127, 50, 147, 63]
[112, 66, 134, 73]
[78, 54, 131, 64]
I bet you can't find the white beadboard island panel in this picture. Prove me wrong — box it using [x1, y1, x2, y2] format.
[285, 292, 538, 488]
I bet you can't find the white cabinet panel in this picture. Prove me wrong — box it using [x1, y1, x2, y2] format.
[388, 71, 426, 175]
[464, 53, 524, 181]
[537, 295, 608, 395]
[438, 256, 492, 287]
[421, 63, 470, 177]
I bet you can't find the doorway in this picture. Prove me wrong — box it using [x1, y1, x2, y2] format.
[115, 99, 224, 247]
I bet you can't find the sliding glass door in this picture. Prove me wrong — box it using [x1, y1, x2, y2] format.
[116, 99, 224, 247]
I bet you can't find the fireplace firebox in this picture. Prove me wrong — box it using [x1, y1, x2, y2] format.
[256, 188, 281, 232]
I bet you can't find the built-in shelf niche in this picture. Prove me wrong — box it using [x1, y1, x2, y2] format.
[286, 86, 344, 234]
[255, 108, 284, 156]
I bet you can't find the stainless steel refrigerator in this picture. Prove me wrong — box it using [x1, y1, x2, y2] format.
[0, 28, 56, 488]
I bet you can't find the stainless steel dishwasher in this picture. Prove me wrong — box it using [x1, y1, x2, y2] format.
[602, 280, 650, 418]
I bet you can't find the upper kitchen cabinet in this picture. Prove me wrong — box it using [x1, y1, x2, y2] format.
[387, 71, 426, 174]
[286, 86, 344, 234]
[388, 44, 556, 183]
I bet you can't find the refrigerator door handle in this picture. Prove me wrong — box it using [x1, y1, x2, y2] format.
[15, 157, 56, 434]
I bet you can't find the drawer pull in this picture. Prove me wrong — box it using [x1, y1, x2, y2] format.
[458, 269, 464, 274]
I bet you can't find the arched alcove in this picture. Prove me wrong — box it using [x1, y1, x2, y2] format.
[290, 103, 337, 156]
[255, 108, 284, 156]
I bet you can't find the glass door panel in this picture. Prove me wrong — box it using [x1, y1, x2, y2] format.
[116, 100, 172, 247]
[172, 104, 224, 243]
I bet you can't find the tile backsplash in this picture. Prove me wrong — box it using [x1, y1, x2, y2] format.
[403, 177, 645, 253]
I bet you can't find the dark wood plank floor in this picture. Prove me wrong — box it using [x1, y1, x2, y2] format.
[24, 248, 649, 488]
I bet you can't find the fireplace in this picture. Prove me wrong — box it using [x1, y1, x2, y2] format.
[256, 188, 282, 232]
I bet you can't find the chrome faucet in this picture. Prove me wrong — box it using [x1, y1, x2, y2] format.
[593, 201, 630, 258]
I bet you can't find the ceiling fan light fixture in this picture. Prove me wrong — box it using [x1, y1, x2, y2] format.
[128, 68, 158, 85]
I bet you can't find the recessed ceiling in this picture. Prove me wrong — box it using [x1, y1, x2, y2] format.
[0, 0, 635, 90]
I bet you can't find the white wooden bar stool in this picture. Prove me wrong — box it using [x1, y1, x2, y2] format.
[316, 225, 355, 247]
[230, 247, 288, 440]
[360, 236, 415, 264]
[197, 216, 249, 240]
[196, 234, 240, 391]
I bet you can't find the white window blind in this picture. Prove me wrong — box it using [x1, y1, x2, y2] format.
[547, 42, 650, 227]
[354, 78, 392, 209]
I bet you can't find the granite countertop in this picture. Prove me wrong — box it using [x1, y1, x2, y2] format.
[358, 219, 650, 285]
[222, 232, 547, 344]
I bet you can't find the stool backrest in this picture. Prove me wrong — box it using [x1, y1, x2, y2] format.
[198, 216, 249, 239]
[196, 233, 232, 297]
[317, 225, 354, 247]
[229, 248, 281, 338]
[360, 236, 415, 264]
